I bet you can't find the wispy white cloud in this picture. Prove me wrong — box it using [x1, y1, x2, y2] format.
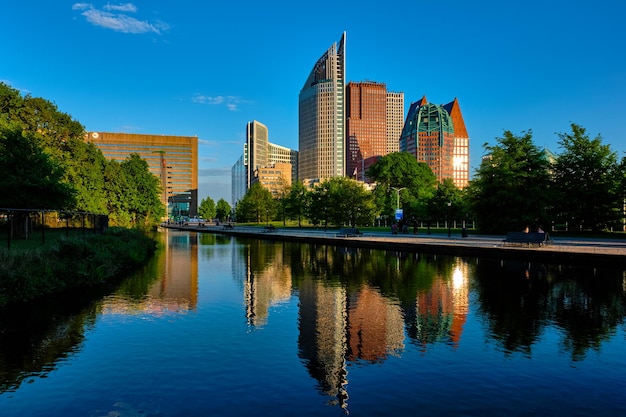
[72, 3, 168, 35]
[192, 94, 251, 111]
[104, 3, 137, 12]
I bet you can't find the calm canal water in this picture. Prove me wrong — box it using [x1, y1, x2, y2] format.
[1, 229, 625, 416]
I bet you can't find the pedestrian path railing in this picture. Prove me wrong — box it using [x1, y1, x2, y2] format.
[0, 208, 109, 249]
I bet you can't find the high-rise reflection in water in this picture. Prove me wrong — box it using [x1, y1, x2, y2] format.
[411, 260, 470, 350]
[101, 230, 199, 315]
[235, 240, 471, 410]
[238, 239, 292, 326]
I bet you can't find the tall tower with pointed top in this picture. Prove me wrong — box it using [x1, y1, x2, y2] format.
[298, 32, 346, 183]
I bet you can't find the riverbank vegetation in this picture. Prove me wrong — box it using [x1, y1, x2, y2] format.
[0, 83, 163, 306]
[0, 227, 157, 307]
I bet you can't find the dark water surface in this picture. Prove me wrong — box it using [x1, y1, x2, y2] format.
[1, 229, 625, 416]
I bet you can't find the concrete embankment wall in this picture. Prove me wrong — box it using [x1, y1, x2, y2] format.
[164, 225, 626, 268]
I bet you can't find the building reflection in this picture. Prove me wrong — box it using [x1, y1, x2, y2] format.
[298, 276, 349, 409]
[347, 285, 405, 361]
[101, 230, 199, 315]
[411, 260, 469, 350]
[238, 240, 292, 327]
[233, 241, 471, 411]
[295, 251, 470, 411]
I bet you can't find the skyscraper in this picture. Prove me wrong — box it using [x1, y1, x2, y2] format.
[345, 81, 404, 182]
[386, 92, 405, 153]
[232, 120, 298, 205]
[399, 96, 469, 188]
[298, 32, 346, 182]
[246, 120, 270, 189]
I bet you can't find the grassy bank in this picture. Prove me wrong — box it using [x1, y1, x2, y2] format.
[0, 227, 158, 307]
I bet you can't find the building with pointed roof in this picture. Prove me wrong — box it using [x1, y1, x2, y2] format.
[399, 96, 469, 187]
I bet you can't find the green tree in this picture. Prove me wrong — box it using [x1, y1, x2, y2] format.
[468, 130, 551, 234]
[309, 177, 375, 227]
[368, 152, 437, 221]
[426, 178, 465, 222]
[64, 140, 108, 214]
[551, 124, 622, 231]
[120, 154, 165, 227]
[284, 181, 310, 226]
[235, 183, 275, 223]
[198, 196, 216, 220]
[215, 198, 231, 221]
[103, 159, 132, 227]
[0, 81, 107, 215]
[0, 124, 75, 209]
[308, 181, 331, 228]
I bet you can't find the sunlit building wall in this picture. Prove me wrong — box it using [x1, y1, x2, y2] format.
[252, 162, 293, 197]
[299, 32, 346, 182]
[246, 120, 269, 189]
[387, 91, 405, 153]
[399, 96, 470, 187]
[269, 143, 298, 184]
[443, 99, 470, 188]
[86, 131, 198, 217]
[232, 121, 298, 204]
[231, 120, 298, 207]
[346, 81, 387, 182]
[346, 82, 405, 182]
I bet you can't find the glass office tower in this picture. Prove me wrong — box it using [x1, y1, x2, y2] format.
[298, 32, 346, 182]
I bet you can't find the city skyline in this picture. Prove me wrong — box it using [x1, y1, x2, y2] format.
[2, 1, 625, 202]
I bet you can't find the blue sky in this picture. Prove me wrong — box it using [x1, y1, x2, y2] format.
[2, 1, 625, 202]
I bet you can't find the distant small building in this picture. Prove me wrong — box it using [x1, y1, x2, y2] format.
[252, 163, 293, 197]
[231, 120, 297, 206]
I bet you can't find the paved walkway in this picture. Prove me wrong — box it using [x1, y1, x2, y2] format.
[163, 224, 626, 265]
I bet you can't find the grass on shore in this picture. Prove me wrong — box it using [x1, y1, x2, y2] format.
[0, 227, 157, 307]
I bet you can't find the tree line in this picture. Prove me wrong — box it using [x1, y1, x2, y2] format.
[0, 83, 164, 228]
[232, 125, 626, 234]
[5, 81, 623, 234]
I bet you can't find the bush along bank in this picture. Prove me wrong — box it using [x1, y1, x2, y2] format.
[0, 227, 158, 307]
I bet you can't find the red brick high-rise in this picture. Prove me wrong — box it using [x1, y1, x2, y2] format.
[346, 82, 404, 182]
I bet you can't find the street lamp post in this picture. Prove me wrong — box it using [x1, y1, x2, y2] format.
[391, 187, 406, 211]
[391, 187, 406, 232]
[447, 201, 452, 237]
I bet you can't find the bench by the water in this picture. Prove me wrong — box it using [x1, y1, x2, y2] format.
[503, 231, 551, 246]
[336, 228, 363, 237]
[223, 224, 234, 229]
[263, 225, 276, 232]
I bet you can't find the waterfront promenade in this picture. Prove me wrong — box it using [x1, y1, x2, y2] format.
[163, 224, 626, 266]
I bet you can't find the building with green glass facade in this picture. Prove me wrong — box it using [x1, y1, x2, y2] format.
[399, 96, 469, 187]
